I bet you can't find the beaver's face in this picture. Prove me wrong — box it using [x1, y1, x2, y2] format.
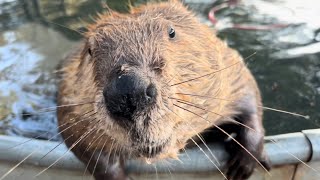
[85, 18, 183, 159]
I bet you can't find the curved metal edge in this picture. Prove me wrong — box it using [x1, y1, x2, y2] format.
[0, 129, 319, 173]
[302, 129, 320, 161]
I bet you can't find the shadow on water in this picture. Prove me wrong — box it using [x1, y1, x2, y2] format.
[0, 0, 319, 139]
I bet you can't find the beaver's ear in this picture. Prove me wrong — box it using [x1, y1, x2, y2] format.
[79, 36, 95, 68]
[88, 36, 95, 56]
[83, 36, 96, 57]
[87, 46, 92, 56]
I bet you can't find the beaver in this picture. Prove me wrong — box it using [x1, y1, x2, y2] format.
[57, 1, 271, 179]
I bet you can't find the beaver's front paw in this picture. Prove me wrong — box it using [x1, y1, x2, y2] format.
[226, 150, 271, 180]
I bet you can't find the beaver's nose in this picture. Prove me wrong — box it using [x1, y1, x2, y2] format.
[103, 74, 157, 120]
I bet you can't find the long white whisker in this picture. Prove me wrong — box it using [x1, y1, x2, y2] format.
[173, 104, 271, 175]
[190, 138, 228, 180]
[0, 151, 36, 180]
[2, 110, 96, 151]
[83, 138, 103, 177]
[175, 93, 309, 119]
[90, 139, 107, 180]
[34, 126, 97, 177]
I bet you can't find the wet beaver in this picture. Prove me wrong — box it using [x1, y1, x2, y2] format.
[57, 1, 270, 179]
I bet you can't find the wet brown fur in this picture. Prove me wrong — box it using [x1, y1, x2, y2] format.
[57, 1, 269, 179]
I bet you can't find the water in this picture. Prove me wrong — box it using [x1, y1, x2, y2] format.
[0, 0, 319, 139]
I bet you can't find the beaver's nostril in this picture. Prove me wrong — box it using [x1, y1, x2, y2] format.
[146, 83, 157, 102]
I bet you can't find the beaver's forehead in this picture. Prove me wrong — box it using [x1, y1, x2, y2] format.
[93, 23, 166, 51]
[94, 16, 167, 36]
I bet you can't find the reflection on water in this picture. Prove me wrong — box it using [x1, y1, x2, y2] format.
[0, 0, 319, 138]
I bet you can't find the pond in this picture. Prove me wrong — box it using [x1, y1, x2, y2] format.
[0, 0, 319, 140]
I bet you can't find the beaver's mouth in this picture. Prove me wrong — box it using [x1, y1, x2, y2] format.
[135, 139, 170, 158]
[137, 145, 164, 158]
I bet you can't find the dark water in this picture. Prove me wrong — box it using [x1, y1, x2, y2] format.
[0, 0, 319, 138]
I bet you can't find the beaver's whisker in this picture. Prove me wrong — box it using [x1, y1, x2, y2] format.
[171, 97, 255, 132]
[174, 93, 310, 119]
[0, 131, 85, 179]
[0, 117, 96, 179]
[244, 51, 258, 61]
[167, 75, 176, 85]
[195, 134, 220, 165]
[20, 101, 98, 116]
[170, 107, 225, 177]
[81, 133, 105, 159]
[0, 150, 37, 180]
[2, 110, 96, 151]
[174, 110, 221, 165]
[59, 112, 97, 130]
[172, 97, 320, 174]
[40, 134, 74, 160]
[189, 137, 228, 180]
[112, 143, 119, 165]
[164, 74, 177, 88]
[158, 160, 174, 179]
[269, 139, 319, 173]
[77, 131, 100, 154]
[105, 139, 115, 174]
[153, 163, 159, 180]
[56, 114, 97, 139]
[39, 101, 97, 111]
[173, 104, 271, 175]
[170, 107, 221, 165]
[41, 19, 85, 35]
[168, 51, 258, 87]
[164, 158, 175, 167]
[34, 126, 97, 177]
[84, 138, 103, 177]
[261, 106, 309, 119]
[173, 104, 210, 123]
[170, 61, 241, 87]
[168, 105, 222, 165]
[91, 139, 108, 180]
[180, 147, 191, 161]
[163, 161, 174, 180]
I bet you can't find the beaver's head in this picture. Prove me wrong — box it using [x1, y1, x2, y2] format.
[80, 2, 221, 162]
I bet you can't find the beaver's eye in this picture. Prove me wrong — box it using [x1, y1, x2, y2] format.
[168, 27, 175, 39]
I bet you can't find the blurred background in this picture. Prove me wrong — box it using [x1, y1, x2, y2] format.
[0, 0, 319, 140]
